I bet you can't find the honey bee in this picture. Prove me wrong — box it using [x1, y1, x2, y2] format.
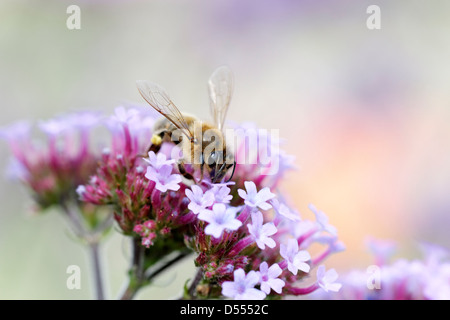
[136, 66, 236, 184]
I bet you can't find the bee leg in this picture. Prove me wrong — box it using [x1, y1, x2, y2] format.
[147, 143, 161, 154]
[177, 160, 195, 182]
[199, 161, 204, 182]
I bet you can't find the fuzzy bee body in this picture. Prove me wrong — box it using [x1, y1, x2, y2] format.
[138, 66, 236, 183]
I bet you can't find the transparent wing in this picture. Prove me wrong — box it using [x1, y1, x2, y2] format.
[208, 66, 234, 131]
[136, 80, 193, 140]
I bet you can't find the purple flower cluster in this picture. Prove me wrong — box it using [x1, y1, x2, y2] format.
[0, 112, 101, 210]
[2, 105, 344, 299]
[76, 107, 190, 235]
[312, 239, 450, 300]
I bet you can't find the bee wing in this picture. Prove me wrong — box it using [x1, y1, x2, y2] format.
[208, 66, 234, 131]
[136, 80, 194, 140]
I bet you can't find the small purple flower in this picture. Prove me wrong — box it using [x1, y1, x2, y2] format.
[421, 242, 450, 268]
[198, 203, 242, 238]
[238, 181, 275, 210]
[66, 111, 102, 130]
[271, 198, 301, 221]
[326, 238, 346, 254]
[110, 106, 140, 124]
[210, 184, 233, 204]
[38, 118, 69, 136]
[257, 262, 285, 294]
[366, 237, 397, 266]
[0, 120, 32, 142]
[145, 165, 181, 192]
[185, 185, 215, 214]
[280, 238, 311, 275]
[424, 263, 450, 300]
[144, 151, 176, 170]
[143, 151, 181, 192]
[76, 185, 86, 198]
[5, 159, 29, 181]
[247, 211, 277, 250]
[278, 150, 297, 171]
[222, 269, 266, 300]
[308, 204, 337, 236]
[316, 265, 342, 293]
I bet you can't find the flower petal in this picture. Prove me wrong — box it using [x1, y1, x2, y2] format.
[268, 278, 285, 294]
[237, 189, 248, 200]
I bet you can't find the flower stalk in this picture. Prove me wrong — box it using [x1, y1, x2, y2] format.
[89, 242, 105, 300]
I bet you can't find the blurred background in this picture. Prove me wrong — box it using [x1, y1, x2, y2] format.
[1, 0, 450, 299]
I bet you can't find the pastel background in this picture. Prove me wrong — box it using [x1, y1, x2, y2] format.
[1, 0, 449, 299]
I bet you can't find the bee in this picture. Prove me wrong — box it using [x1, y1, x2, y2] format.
[136, 66, 236, 184]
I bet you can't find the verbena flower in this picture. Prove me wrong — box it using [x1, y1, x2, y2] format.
[312, 240, 450, 300]
[198, 203, 242, 238]
[185, 185, 215, 214]
[257, 262, 285, 294]
[144, 151, 176, 169]
[366, 236, 397, 266]
[145, 164, 182, 192]
[316, 265, 342, 292]
[0, 111, 102, 210]
[3, 105, 344, 300]
[247, 211, 277, 250]
[222, 269, 266, 300]
[181, 122, 344, 299]
[238, 181, 275, 210]
[280, 238, 311, 275]
[209, 184, 233, 204]
[271, 198, 301, 222]
[309, 203, 337, 236]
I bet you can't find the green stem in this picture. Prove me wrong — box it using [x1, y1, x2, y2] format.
[145, 249, 191, 280]
[61, 201, 108, 300]
[186, 268, 203, 299]
[119, 237, 146, 300]
[89, 242, 105, 300]
[118, 245, 191, 300]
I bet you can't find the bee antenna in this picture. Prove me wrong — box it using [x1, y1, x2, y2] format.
[212, 162, 226, 183]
